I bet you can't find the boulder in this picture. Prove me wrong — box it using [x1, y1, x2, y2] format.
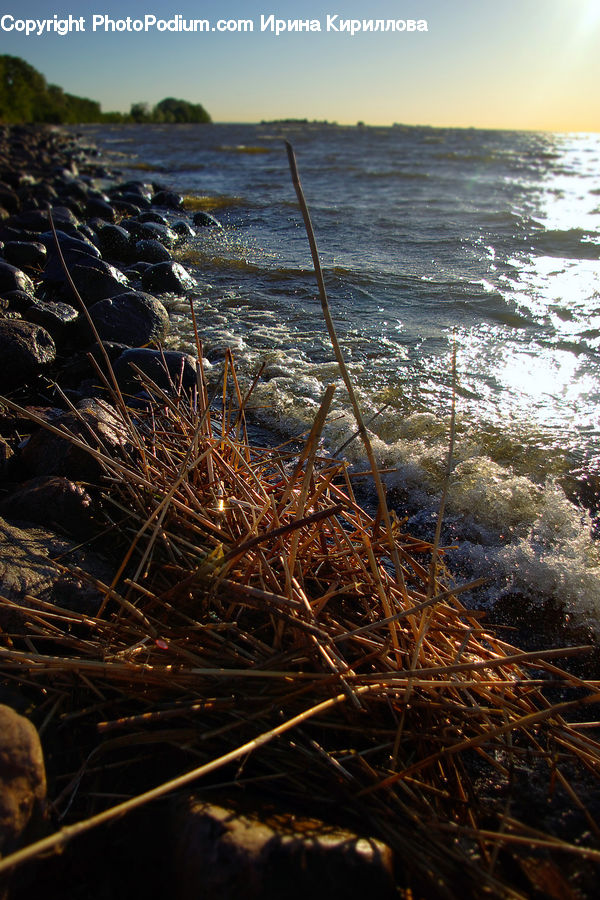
[171, 798, 395, 900]
[88, 291, 170, 346]
[113, 347, 198, 391]
[192, 211, 223, 229]
[0, 475, 95, 537]
[0, 705, 46, 854]
[0, 515, 112, 617]
[20, 398, 128, 482]
[70, 260, 129, 304]
[134, 239, 171, 263]
[25, 300, 79, 341]
[141, 261, 195, 294]
[86, 197, 116, 222]
[95, 223, 134, 262]
[172, 221, 196, 239]
[2, 240, 47, 271]
[0, 260, 35, 296]
[0, 320, 55, 389]
[152, 190, 184, 210]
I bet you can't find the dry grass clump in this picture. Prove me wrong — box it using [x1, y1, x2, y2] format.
[1, 349, 600, 898]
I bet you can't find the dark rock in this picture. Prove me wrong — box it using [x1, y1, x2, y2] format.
[141, 261, 195, 294]
[119, 191, 151, 209]
[0, 260, 35, 296]
[0, 515, 112, 616]
[8, 206, 78, 232]
[171, 799, 395, 900]
[38, 228, 100, 258]
[70, 260, 129, 304]
[2, 290, 35, 312]
[0, 476, 95, 537]
[96, 223, 134, 261]
[111, 199, 141, 217]
[122, 220, 177, 248]
[20, 397, 127, 482]
[113, 347, 198, 391]
[0, 320, 55, 389]
[135, 239, 171, 263]
[88, 291, 170, 346]
[25, 300, 79, 339]
[0, 186, 19, 214]
[137, 211, 169, 226]
[124, 261, 152, 277]
[0, 705, 46, 855]
[192, 211, 223, 229]
[152, 190, 184, 210]
[172, 221, 196, 239]
[86, 197, 116, 222]
[0, 436, 13, 473]
[3, 240, 47, 271]
[112, 181, 153, 203]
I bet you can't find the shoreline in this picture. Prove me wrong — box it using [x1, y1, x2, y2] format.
[1, 123, 600, 899]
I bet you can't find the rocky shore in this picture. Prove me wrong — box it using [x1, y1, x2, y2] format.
[1, 125, 600, 900]
[0, 125, 399, 899]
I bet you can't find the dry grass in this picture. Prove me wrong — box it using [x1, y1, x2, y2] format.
[1, 348, 599, 897]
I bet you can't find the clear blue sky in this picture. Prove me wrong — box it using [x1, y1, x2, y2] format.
[1, 0, 599, 130]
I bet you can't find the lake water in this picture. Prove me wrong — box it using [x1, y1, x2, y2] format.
[84, 122, 600, 634]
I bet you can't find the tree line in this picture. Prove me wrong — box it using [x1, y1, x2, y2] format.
[0, 55, 211, 125]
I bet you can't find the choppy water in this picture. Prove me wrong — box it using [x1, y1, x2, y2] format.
[84, 122, 600, 633]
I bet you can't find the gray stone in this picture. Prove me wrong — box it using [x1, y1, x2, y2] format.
[0, 260, 35, 296]
[3, 240, 47, 271]
[135, 239, 171, 263]
[113, 347, 198, 391]
[192, 211, 223, 229]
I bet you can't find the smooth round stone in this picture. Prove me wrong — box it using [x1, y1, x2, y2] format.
[125, 261, 152, 277]
[141, 261, 195, 294]
[112, 181, 153, 203]
[96, 223, 134, 261]
[2, 290, 35, 313]
[0, 261, 35, 296]
[88, 290, 170, 347]
[3, 241, 47, 271]
[0, 320, 56, 389]
[38, 229, 101, 258]
[172, 221, 196, 239]
[192, 211, 223, 229]
[70, 261, 129, 304]
[135, 239, 171, 263]
[86, 197, 116, 222]
[0, 705, 46, 854]
[43, 248, 109, 284]
[152, 190, 184, 210]
[122, 220, 177, 248]
[111, 199, 141, 217]
[137, 211, 169, 226]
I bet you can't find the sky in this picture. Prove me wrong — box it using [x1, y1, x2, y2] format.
[1, 0, 599, 131]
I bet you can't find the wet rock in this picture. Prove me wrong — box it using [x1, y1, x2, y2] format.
[123, 220, 177, 248]
[0, 320, 56, 389]
[25, 300, 79, 341]
[38, 228, 101, 259]
[0, 185, 19, 214]
[86, 197, 116, 222]
[2, 291, 35, 313]
[113, 181, 153, 204]
[137, 211, 169, 226]
[152, 189, 184, 210]
[88, 291, 170, 346]
[141, 261, 195, 294]
[192, 211, 223, 229]
[111, 199, 141, 217]
[0, 476, 95, 537]
[171, 799, 395, 900]
[0, 260, 35, 296]
[135, 239, 171, 263]
[3, 240, 47, 272]
[96, 223, 134, 262]
[124, 261, 152, 277]
[0, 705, 46, 855]
[113, 347, 198, 391]
[70, 260, 129, 304]
[172, 221, 196, 239]
[9, 206, 78, 232]
[120, 191, 151, 210]
[0, 515, 112, 616]
[20, 398, 127, 482]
